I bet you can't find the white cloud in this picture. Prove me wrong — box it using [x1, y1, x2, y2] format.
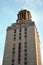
[15, 0, 43, 7]
[25, 0, 35, 4]
[25, 0, 43, 7]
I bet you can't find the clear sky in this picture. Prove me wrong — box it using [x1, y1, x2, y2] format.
[0, 0, 43, 65]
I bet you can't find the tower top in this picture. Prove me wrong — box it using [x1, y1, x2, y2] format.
[17, 10, 32, 23]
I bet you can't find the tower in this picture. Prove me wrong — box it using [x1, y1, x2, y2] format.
[2, 10, 42, 65]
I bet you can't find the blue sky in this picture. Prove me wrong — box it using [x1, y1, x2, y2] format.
[0, 0, 43, 65]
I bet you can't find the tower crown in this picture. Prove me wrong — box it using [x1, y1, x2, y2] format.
[17, 10, 32, 23]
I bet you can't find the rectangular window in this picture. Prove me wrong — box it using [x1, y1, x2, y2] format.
[14, 30, 16, 41]
[25, 53, 27, 56]
[12, 54, 14, 58]
[25, 49, 27, 52]
[14, 37, 16, 39]
[14, 34, 16, 36]
[25, 28, 27, 31]
[24, 62, 27, 65]
[18, 58, 20, 64]
[18, 42, 21, 64]
[12, 43, 15, 65]
[19, 36, 21, 40]
[25, 45, 27, 48]
[22, 13, 23, 18]
[19, 33, 21, 35]
[25, 32, 27, 34]
[24, 42, 27, 48]
[13, 48, 15, 50]
[23, 12, 26, 19]
[25, 35, 27, 38]
[24, 41, 27, 65]
[12, 51, 15, 54]
[18, 50, 21, 53]
[14, 29, 16, 33]
[25, 57, 27, 60]
[25, 42, 27, 44]
[19, 46, 21, 49]
[12, 64, 14, 65]
[12, 59, 14, 62]
[25, 28, 27, 39]
[19, 28, 21, 32]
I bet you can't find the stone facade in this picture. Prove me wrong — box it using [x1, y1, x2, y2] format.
[2, 10, 42, 65]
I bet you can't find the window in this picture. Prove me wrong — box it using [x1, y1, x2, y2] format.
[24, 62, 27, 65]
[14, 33, 16, 40]
[25, 53, 27, 56]
[19, 33, 21, 35]
[25, 28, 27, 31]
[12, 64, 14, 65]
[18, 54, 21, 57]
[12, 59, 14, 62]
[25, 28, 27, 38]
[19, 28, 21, 32]
[19, 28, 21, 40]
[25, 35, 27, 38]
[14, 37, 16, 40]
[18, 58, 20, 61]
[12, 54, 14, 57]
[19, 36, 21, 40]
[22, 13, 24, 18]
[19, 50, 21, 53]
[19, 46, 21, 49]
[18, 42, 21, 64]
[13, 44, 15, 47]
[25, 42, 27, 48]
[14, 34, 16, 36]
[25, 49, 27, 52]
[25, 45, 27, 48]
[14, 29, 16, 33]
[24, 12, 26, 19]
[12, 44, 15, 65]
[18, 14, 19, 19]
[18, 59, 20, 64]
[25, 42, 27, 44]
[18, 55, 21, 64]
[24, 41, 27, 65]
[25, 57, 27, 60]
[19, 42, 21, 45]
[18, 43, 21, 50]
[13, 48, 15, 50]
[20, 13, 22, 19]
[25, 32, 27, 34]
[12, 44, 15, 54]
[12, 51, 15, 54]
